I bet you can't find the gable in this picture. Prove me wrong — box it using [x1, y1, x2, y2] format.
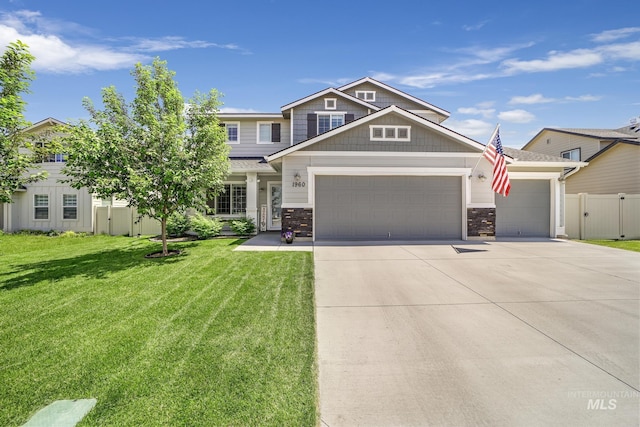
[524, 129, 604, 160]
[300, 111, 477, 153]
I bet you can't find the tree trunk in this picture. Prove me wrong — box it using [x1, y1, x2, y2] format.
[161, 217, 168, 256]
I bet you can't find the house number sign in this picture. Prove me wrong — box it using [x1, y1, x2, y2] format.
[292, 181, 306, 188]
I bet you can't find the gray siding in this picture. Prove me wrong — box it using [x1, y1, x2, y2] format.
[301, 113, 474, 153]
[342, 82, 429, 111]
[291, 97, 371, 145]
[223, 118, 291, 157]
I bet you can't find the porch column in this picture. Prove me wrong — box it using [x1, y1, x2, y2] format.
[245, 172, 258, 225]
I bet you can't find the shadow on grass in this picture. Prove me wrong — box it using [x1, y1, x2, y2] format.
[0, 242, 196, 292]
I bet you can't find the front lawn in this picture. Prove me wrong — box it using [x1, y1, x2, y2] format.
[583, 239, 640, 253]
[0, 234, 316, 426]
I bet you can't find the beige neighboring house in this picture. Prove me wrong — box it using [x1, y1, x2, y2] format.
[522, 122, 640, 194]
[1, 118, 100, 233]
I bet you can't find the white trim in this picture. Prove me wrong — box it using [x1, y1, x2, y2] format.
[266, 105, 486, 162]
[218, 113, 282, 119]
[290, 108, 294, 146]
[355, 90, 376, 102]
[288, 151, 482, 158]
[324, 98, 337, 110]
[314, 111, 347, 115]
[267, 182, 283, 231]
[223, 121, 240, 144]
[370, 125, 411, 142]
[316, 112, 345, 134]
[256, 122, 273, 144]
[467, 203, 496, 208]
[282, 203, 313, 209]
[337, 77, 450, 118]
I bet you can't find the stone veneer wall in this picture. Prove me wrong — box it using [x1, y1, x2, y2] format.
[467, 208, 495, 237]
[282, 208, 313, 238]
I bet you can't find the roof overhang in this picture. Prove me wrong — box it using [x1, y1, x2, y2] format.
[266, 105, 484, 163]
[281, 87, 381, 113]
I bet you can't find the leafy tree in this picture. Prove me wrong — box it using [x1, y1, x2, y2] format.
[61, 58, 230, 256]
[0, 40, 45, 203]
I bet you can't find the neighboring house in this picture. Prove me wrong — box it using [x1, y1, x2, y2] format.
[1, 118, 99, 233]
[3, 77, 580, 239]
[522, 124, 640, 194]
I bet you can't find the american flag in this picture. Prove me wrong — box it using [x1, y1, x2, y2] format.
[483, 128, 511, 197]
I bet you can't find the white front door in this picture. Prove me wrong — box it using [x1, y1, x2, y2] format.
[268, 182, 282, 230]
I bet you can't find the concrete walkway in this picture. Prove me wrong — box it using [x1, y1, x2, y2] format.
[233, 232, 313, 252]
[314, 239, 640, 426]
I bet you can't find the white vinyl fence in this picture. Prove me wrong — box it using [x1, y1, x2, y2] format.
[565, 193, 640, 240]
[94, 206, 161, 237]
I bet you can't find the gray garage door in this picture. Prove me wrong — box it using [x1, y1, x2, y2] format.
[315, 176, 462, 240]
[495, 180, 550, 237]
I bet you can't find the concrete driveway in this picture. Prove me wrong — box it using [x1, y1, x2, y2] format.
[314, 239, 640, 426]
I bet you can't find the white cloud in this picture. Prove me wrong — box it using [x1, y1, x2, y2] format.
[591, 27, 640, 43]
[443, 119, 494, 137]
[463, 20, 490, 32]
[457, 106, 495, 118]
[502, 49, 603, 73]
[509, 94, 555, 105]
[0, 10, 248, 74]
[498, 109, 535, 123]
[565, 94, 602, 102]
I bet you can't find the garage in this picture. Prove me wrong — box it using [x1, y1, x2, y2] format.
[495, 180, 550, 237]
[315, 175, 462, 240]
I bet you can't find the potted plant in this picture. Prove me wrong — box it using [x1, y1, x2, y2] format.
[282, 230, 294, 244]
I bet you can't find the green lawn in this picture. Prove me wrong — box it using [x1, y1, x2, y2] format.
[0, 234, 317, 426]
[583, 239, 640, 252]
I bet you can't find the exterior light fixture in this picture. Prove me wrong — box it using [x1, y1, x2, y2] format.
[294, 172, 301, 182]
[477, 172, 487, 182]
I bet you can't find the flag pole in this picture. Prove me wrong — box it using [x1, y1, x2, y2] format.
[469, 123, 500, 179]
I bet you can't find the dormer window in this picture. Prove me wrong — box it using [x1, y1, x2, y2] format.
[324, 98, 337, 110]
[355, 91, 376, 102]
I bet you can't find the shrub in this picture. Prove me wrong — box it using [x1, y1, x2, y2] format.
[229, 217, 256, 236]
[190, 214, 223, 240]
[59, 231, 77, 238]
[166, 211, 191, 237]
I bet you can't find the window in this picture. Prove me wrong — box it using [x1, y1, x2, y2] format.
[223, 122, 239, 144]
[370, 125, 411, 141]
[561, 148, 580, 161]
[324, 98, 337, 110]
[35, 142, 67, 163]
[34, 194, 49, 220]
[63, 194, 78, 220]
[257, 122, 281, 144]
[355, 91, 376, 102]
[210, 184, 247, 215]
[318, 114, 344, 134]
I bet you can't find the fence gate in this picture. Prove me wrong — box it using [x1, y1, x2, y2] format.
[567, 193, 640, 240]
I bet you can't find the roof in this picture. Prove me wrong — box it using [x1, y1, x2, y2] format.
[219, 113, 282, 119]
[503, 147, 584, 165]
[337, 77, 450, 119]
[267, 105, 485, 162]
[22, 117, 67, 133]
[523, 127, 638, 150]
[229, 158, 276, 173]
[280, 87, 380, 112]
[583, 139, 640, 162]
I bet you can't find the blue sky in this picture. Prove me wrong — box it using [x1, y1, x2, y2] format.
[1, 0, 639, 148]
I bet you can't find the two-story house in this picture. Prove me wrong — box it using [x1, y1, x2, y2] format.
[2, 77, 580, 239]
[218, 77, 579, 240]
[522, 123, 640, 194]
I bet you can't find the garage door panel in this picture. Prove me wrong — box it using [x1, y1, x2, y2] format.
[315, 176, 462, 240]
[496, 180, 550, 237]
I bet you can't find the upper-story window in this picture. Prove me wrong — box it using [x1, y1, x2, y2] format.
[561, 148, 580, 161]
[36, 141, 66, 163]
[324, 98, 337, 110]
[222, 122, 239, 144]
[370, 125, 411, 142]
[318, 114, 344, 134]
[355, 91, 376, 102]
[257, 122, 281, 144]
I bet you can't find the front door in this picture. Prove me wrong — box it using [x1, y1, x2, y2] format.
[268, 182, 282, 231]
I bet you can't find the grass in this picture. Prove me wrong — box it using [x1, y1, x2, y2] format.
[583, 239, 640, 252]
[0, 234, 317, 426]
